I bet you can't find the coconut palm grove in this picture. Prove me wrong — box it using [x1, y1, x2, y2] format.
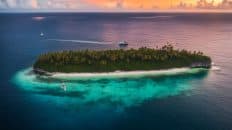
[34, 44, 211, 73]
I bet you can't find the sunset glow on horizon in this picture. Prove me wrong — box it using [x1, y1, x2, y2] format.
[0, 0, 231, 12]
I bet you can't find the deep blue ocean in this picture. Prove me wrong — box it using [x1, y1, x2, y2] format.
[1, 13, 232, 130]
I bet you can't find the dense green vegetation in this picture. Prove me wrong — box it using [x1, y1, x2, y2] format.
[33, 44, 211, 73]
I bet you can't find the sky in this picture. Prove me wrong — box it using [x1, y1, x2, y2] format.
[0, 0, 232, 12]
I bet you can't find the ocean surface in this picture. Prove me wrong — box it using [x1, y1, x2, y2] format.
[1, 13, 232, 130]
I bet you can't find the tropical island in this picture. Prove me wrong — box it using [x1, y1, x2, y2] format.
[33, 44, 211, 74]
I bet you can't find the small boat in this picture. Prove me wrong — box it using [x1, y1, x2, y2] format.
[40, 32, 44, 37]
[118, 41, 128, 47]
[61, 82, 67, 91]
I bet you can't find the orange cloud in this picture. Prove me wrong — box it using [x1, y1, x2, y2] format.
[0, 0, 231, 10]
[84, 0, 232, 10]
[84, 0, 198, 9]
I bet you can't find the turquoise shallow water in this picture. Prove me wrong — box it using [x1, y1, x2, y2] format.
[12, 68, 209, 110]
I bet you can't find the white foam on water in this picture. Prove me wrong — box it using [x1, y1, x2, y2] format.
[32, 16, 46, 21]
[47, 39, 112, 45]
[211, 62, 221, 71]
[130, 15, 175, 19]
[211, 66, 221, 71]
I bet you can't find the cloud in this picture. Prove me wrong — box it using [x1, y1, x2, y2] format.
[0, 0, 8, 8]
[63, 0, 232, 10]
[196, 0, 232, 9]
[218, 0, 232, 9]
[0, 0, 84, 9]
[0, 0, 232, 11]
[0, 0, 38, 9]
[196, 0, 215, 9]
[175, 1, 191, 9]
[85, 0, 164, 9]
[175, 0, 232, 10]
[116, 0, 123, 9]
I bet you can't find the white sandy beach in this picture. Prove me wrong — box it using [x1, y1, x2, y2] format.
[50, 67, 207, 79]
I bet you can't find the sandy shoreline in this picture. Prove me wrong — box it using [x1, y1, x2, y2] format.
[48, 67, 208, 79]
